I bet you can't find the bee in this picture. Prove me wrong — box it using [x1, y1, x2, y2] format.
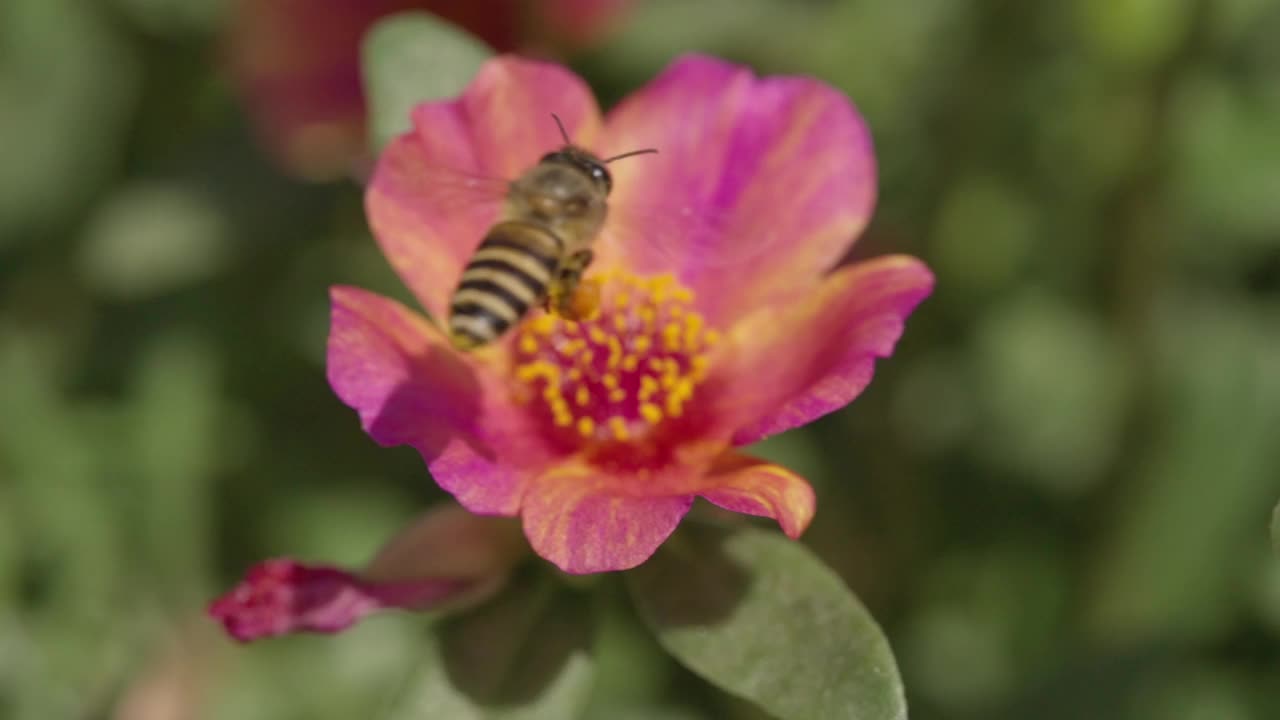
[447, 115, 657, 351]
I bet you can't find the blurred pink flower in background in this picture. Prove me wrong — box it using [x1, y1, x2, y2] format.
[327, 54, 934, 575]
[226, 0, 631, 180]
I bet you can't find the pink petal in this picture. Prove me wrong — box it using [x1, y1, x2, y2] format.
[327, 285, 551, 514]
[208, 558, 472, 642]
[365, 56, 603, 318]
[365, 503, 526, 584]
[599, 54, 877, 325]
[697, 453, 816, 538]
[699, 255, 934, 445]
[521, 463, 694, 574]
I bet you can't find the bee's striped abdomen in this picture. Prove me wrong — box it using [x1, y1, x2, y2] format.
[449, 221, 562, 350]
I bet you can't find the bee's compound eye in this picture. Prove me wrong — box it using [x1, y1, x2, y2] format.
[591, 165, 612, 192]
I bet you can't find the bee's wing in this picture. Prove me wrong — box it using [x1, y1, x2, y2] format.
[406, 165, 511, 221]
[601, 199, 776, 273]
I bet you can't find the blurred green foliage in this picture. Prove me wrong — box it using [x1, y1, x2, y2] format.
[2, 0, 1279, 718]
[362, 12, 492, 153]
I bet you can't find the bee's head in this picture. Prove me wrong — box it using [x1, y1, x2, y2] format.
[542, 113, 658, 197]
[540, 148, 613, 195]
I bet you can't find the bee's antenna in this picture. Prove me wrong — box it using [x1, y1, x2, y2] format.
[603, 148, 660, 163]
[550, 113, 572, 145]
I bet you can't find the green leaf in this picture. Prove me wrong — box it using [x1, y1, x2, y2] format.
[362, 11, 493, 152]
[626, 524, 905, 720]
[388, 642, 594, 720]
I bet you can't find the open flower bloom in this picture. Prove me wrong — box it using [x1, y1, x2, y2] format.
[226, 0, 630, 179]
[328, 54, 934, 574]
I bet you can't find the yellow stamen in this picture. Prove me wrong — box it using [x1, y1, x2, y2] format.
[662, 322, 682, 352]
[639, 403, 663, 425]
[639, 375, 659, 402]
[607, 337, 623, 369]
[530, 315, 556, 336]
[608, 416, 629, 440]
[683, 314, 704, 348]
[665, 393, 685, 418]
[515, 360, 560, 384]
[691, 355, 710, 381]
[519, 334, 538, 355]
[508, 270, 718, 447]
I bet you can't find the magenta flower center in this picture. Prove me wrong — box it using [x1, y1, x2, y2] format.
[512, 271, 720, 448]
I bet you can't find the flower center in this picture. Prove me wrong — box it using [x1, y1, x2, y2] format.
[511, 271, 719, 449]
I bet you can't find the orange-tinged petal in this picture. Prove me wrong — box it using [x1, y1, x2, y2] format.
[364, 133, 499, 321]
[409, 56, 603, 179]
[327, 285, 551, 514]
[599, 55, 876, 325]
[697, 453, 816, 538]
[700, 255, 934, 444]
[365, 56, 603, 318]
[521, 462, 694, 574]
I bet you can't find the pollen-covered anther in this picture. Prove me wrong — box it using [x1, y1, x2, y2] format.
[511, 271, 715, 446]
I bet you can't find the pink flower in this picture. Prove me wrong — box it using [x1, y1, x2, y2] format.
[209, 558, 465, 641]
[329, 54, 934, 574]
[226, 0, 631, 180]
[209, 505, 525, 642]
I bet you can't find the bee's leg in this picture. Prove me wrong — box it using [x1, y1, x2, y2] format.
[546, 249, 599, 321]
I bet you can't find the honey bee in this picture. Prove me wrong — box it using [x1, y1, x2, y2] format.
[447, 115, 657, 351]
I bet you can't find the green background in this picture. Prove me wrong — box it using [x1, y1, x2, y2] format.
[2, 0, 1279, 717]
